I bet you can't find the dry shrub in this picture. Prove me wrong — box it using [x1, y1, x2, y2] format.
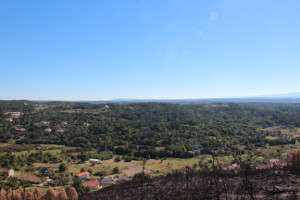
[6, 188, 13, 200]
[67, 187, 78, 200]
[44, 187, 56, 200]
[0, 188, 6, 200]
[25, 190, 34, 200]
[33, 188, 41, 200]
[57, 188, 68, 200]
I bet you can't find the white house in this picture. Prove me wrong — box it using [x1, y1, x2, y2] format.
[61, 121, 67, 125]
[118, 175, 129, 182]
[101, 177, 115, 186]
[89, 158, 101, 164]
[44, 128, 52, 133]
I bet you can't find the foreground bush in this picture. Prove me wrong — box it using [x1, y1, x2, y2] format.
[0, 186, 78, 200]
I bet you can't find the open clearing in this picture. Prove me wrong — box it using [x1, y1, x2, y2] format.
[66, 157, 200, 177]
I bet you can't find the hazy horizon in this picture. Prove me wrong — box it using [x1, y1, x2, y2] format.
[1, 91, 300, 101]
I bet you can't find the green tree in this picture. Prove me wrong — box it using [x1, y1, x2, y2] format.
[59, 163, 67, 172]
[114, 156, 121, 162]
[112, 167, 120, 174]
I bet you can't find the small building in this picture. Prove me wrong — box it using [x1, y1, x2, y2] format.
[41, 121, 50, 125]
[269, 159, 279, 164]
[5, 118, 12, 122]
[118, 175, 129, 182]
[36, 146, 42, 150]
[1, 168, 14, 176]
[57, 129, 64, 133]
[274, 160, 287, 169]
[89, 158, 101, 164]
[44, 128, 52, 133]
[223, 163, 239, 173]
[11, 112, 21, 118]
[15, 128, 26, 132]
[84, 123, 90, 126]
[86, 181, 100, 190]
[232, 163, 238, 168]
[61, 121, 67, 125]
[101, 177, 115, 186]
[40, 168, 53, 176]
[76, 172, 90, 179]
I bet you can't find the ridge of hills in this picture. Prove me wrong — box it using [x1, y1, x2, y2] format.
[28, 92, 300, 104]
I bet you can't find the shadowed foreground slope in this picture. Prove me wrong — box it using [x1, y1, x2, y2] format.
[81, 168, 300, 200]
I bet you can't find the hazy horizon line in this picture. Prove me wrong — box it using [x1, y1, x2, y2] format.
[1, 91, 300, 102]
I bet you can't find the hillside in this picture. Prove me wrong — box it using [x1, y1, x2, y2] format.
[81, 168, 300, 200]
[1, 100, 300, 197]
[1, 101, 300, 160]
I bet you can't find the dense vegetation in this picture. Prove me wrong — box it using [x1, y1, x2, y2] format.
[1, 100, 300, 160]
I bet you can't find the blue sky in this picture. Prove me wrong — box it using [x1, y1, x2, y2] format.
[1, 0, 300, 100]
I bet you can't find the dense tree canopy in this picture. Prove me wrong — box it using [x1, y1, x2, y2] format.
[1, 100, 300, 159]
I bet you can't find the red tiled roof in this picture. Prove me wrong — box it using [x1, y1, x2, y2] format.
[15, 128, 25, 131]
[86, 181, 99, 187]
[232, 164, 238, 168]
[76, 172, 90, 177]
[1, 168, 11, 173]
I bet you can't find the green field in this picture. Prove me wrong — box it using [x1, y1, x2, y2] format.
[2, 141, 300, 179]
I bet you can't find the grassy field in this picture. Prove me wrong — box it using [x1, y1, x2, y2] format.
[68, 157, 201, 176]
[14, 148, 62, 156]
[266, 136, 278, 140]
[0, 142, 14, 146]
[33, 163, 60, 170]
[3, 141, 300, 180]
[14, 173, 42, 183]
[280, 127, 300, 136]
[43, 149, 63, 155]
[145, 158, 198, 173]
[33, 157, 202, 177]
[0, 144, 69, 156]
